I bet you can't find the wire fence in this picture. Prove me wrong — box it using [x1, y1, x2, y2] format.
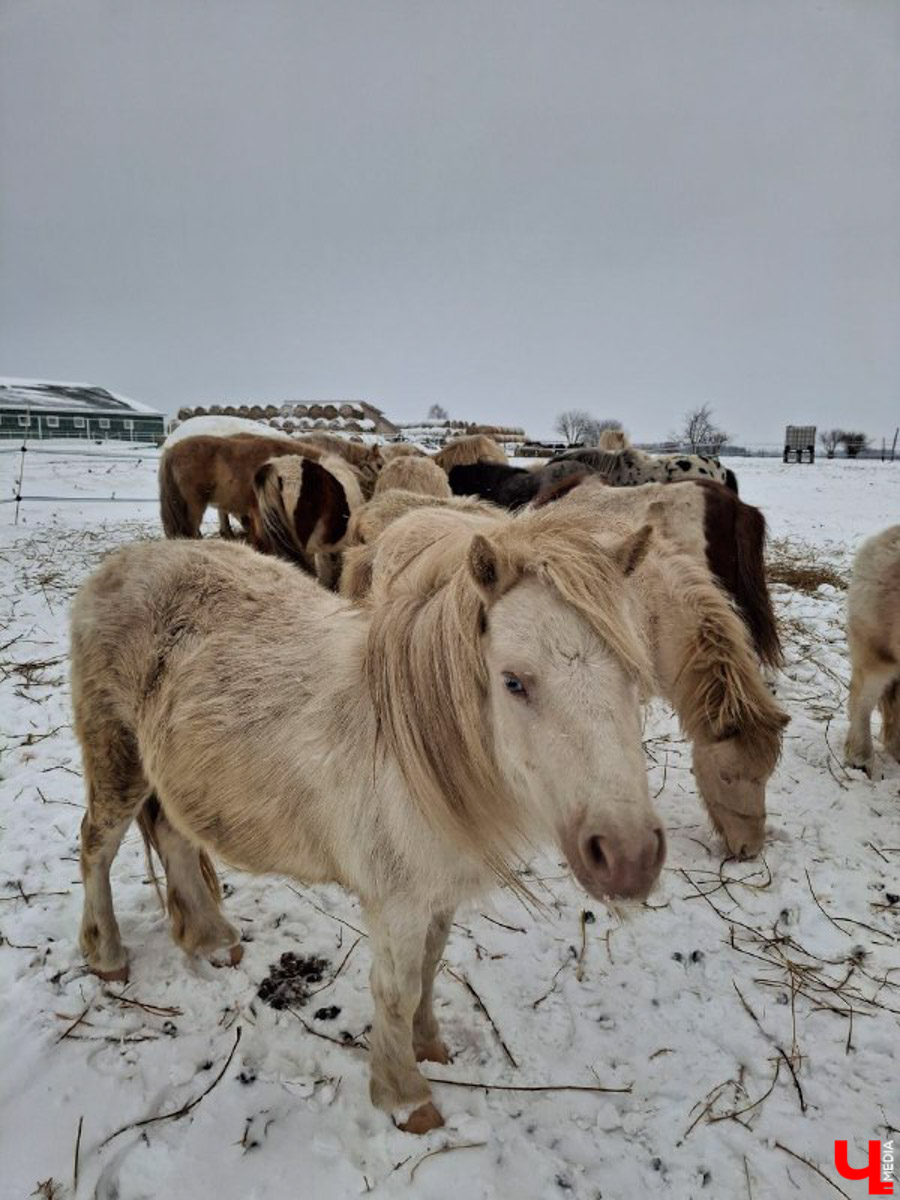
[3, 433, 897, 523]
[0, 445, 161, 461]
[0, 495, 159, 505]
[2, 438, 163, 522]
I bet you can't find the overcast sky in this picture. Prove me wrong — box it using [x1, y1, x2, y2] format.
[1, 1, 898, 443]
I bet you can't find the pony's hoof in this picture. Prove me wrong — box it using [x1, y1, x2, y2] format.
[397, 1102, 444, 1135]
[845, 755, 878, 780]
[211, 943, 244, 968]
[415, 1039, 451, 1065]
[731, 837, 764, 860]
[93, 963, 128, 983]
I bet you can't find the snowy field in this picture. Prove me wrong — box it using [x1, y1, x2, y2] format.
[1, 445, 898, 1200]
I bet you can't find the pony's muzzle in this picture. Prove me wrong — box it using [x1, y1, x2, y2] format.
[565, 823, 666, 901]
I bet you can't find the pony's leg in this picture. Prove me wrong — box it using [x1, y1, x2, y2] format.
[217, 508, 234, 539]
[413, 908, 453, 1064]
[880, 677, 900, 761]
[78, 723, 148, 980]
[845, 664, 892, 776]
[143, 799, 241, 962]
[189, 499, 208, 537]
[365, 902, 443, 1133]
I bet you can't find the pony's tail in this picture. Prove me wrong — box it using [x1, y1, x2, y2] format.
[253, 460, 312, 569]
[159, 451, 194, 538]
[136, 794, 221, 911]
[734, 501, 783, 669]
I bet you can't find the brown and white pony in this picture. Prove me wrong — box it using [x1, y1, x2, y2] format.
[845, 525, 900, 776]
[445, 470, 780, 671]
[158, 434, 380, 541]
[563, 477, 781, 669]
[251, 453, 365, 585]
[349, 495, 788, 857]
[72, 513, 663, 1132]
[433, 433, 507, 472]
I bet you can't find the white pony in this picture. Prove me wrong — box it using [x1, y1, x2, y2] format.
[845, 525, 900, 776]
[72, 509, 664, 1133]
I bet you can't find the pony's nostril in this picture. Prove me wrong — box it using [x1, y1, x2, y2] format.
[587, 835, 607, 870]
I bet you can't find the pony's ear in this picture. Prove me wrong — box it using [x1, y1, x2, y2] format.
[468, 533, 512, 602]
[612, 523, 653, 576]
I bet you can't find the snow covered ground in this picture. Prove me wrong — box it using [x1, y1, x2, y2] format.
[1, 445, 898, 1200]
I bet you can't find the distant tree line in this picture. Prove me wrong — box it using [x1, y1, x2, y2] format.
[671, 404, 729, 454]
[553, 404, 731, 454]
[553, 410, 623, 445]
[818, 429, 871, 459]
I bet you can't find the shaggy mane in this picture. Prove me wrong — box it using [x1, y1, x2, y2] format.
[365, 506, 652, 889]
[663, 549, 787, 771]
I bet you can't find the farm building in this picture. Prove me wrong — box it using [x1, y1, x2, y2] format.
[0, 378, 165, 442]
[173, 400, 399, 439]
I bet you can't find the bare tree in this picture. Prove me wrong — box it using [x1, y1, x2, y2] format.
[427, 403, 449, 421]
[819, 428, 843, 459]
[554, 409, 594, 445]
[674, 404, 729, 454]
[840, 430, 870, 459]
[583, 417, 623, 444]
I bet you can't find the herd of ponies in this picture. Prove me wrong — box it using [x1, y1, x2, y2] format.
[68, 417, 899, 1134]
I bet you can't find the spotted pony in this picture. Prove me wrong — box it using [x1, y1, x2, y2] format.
[551, 444, 738, 494]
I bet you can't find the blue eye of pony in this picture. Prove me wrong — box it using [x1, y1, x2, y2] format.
[502, 672, 528, 698]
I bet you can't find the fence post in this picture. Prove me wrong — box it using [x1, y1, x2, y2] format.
[13, 411, 29, 525]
